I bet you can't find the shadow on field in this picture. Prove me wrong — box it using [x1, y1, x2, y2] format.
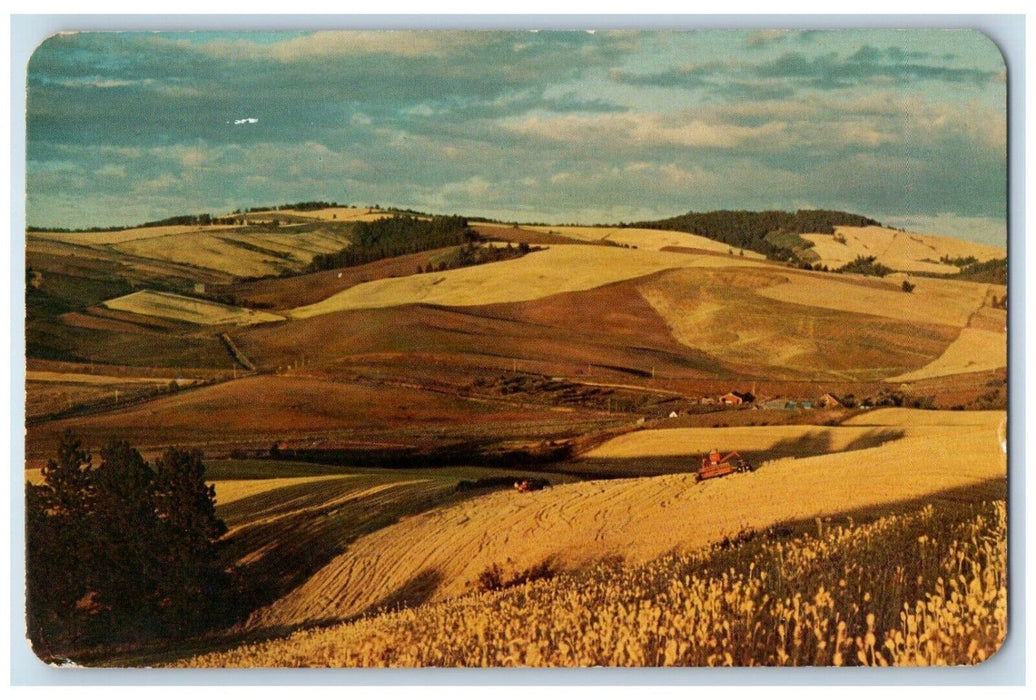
[364, 568, 445, 615]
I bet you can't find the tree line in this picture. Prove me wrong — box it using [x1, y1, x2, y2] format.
[26, 430, 228, 659]
[417, 241, 538, 274]
[630, 209, 882, 261]
[308, 215, 477, 271]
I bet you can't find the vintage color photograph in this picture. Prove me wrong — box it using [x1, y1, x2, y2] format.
[23, 27, 1007, 668]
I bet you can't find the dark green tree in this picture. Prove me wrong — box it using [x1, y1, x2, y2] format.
[90, 440, 162, 639]
[26, 430, 94, 652]
[152, 447, 228, 637]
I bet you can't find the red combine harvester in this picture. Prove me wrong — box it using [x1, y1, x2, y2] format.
[696, 449, 753, 482]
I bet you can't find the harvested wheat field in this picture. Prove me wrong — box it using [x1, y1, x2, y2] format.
[180, 497, 1005, 668]
[209, 475, 350, 508]
[583, 424, 909, 459]
[636, 267, 956, 380]
[523, 225, 768, 257]
[108, 232, 304, 278]
[254, 207, 394, 222]
[755, 268, 990, 328]
[802, 225, 1005, 273]
[886, 328, 1007, 382]
[28, 224, 230, 246]
[288, 245, 763, 319]
[101, 290, 285, 326]
[245, 409, 1005, 632]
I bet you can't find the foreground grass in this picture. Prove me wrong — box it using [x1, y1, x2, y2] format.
[176, 499, 1005, 667]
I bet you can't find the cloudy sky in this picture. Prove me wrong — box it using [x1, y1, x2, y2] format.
[26, 29, 1006, 244]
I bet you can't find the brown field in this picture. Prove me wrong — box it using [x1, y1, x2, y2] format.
[26, 370, 193, 385]
[243, 408, 1005, 632]
[102, 290, 285, 326]
[23, 374, 612, 459]
[802, 225, 1005, 273]
[470, 223, 589, 246]
[26, 381, 178, 421]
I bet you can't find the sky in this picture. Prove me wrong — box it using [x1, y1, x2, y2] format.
[25, 29, 1007, 244]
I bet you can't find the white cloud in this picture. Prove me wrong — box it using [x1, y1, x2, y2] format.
[501, 111, 789, 149]
[178, 31, 489, 62]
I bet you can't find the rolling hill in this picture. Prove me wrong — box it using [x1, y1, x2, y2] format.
[23, 204, 1008, 666]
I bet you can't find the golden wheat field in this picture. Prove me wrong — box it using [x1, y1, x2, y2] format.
[101, 290, 285, 325]
[209, 475, 351, 508]
[240, 409, 1004, 632]
[801, 225, 1005, 273]
[107, 230, 347, 278]
[584, 423, 916, 459]
[287, 245, 764, 318]
[886, 328, 1007, 382]
[176, 497, 1005, 667]
[29, 224, 232, 245]
[523, 225, 769, 257]
[755, 269, 992, 328]
[265, 207, 395, 222]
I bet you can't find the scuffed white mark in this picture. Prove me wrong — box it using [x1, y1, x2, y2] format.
[232, 118, 259, 125]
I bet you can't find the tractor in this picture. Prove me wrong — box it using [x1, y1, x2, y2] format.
[696, 449, 753, 482]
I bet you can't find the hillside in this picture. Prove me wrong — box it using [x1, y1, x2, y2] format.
[23, 205, 1008, 666]
[177, 497, 1005, 667]
[242, 409, 1004, 632]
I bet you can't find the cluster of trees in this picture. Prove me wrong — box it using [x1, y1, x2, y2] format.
[940, 254, 980, 267]
[308, 215, 476, 271]
[26, 431, 228, 657]
[837, 255, 893, 277]
[630, 209, 882, 261]
[417, 241, 537, 274]
[952, 257, 1007, 285]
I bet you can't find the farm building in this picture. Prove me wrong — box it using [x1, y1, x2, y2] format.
[817, 393, 844, 408]
[719, 391, 756, 405]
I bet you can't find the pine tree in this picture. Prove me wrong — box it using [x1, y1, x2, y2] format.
[153, 447, 228, 637]
[91, 440, 161, 639]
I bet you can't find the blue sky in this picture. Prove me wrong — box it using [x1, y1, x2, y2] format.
[26, 29, 1007, 244]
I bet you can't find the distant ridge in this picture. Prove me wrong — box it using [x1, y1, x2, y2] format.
[628, 209, 883, 262]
